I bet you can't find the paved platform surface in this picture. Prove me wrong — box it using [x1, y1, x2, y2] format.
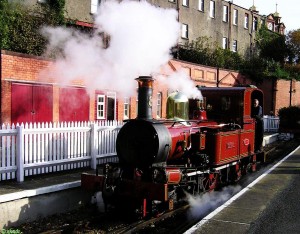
[0, 168, 94, 203]
[185, 142, 300, 234]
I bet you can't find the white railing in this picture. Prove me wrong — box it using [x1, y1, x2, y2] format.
[263, 115, 280, 132]
[0, 121, 123, 182]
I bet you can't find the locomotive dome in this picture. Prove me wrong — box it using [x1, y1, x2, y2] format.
[166, 92, 189, 120]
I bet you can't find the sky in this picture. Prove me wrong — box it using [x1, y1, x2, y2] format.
[232, 0, 299, 32]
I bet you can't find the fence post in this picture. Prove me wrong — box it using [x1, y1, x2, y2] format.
[91, 123, 97, 169]
[16, 125, 24, 182]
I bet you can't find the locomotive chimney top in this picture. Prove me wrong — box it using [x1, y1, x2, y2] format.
[136, 76, 154, 88]
[136, 76, 154, 120]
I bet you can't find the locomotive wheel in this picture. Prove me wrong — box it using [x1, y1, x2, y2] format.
[228, 164, 242, 183]
[203, 173, 218, 191]
[235, 164, 242, 181]
[251, 162, 257, 172]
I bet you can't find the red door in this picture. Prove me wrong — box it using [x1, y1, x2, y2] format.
[11, 83, 53, 124]
[32, 85, 53, 123]
[59, 87, 89, 122]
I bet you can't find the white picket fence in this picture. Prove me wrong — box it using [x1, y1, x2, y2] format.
[263, 115, 280, 132]
[0, 121, 123, 182]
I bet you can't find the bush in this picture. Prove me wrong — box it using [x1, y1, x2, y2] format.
[278, 106, 300, 131]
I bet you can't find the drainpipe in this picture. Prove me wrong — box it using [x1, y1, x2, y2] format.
[250, 11, 253, 57]
[289, 79, 295, 107]
[216, 67, 220, 87]
[228, 1, 232, 51]
[271, 79, 277, 113]
[0, 50, 2, 124]
[176, 0, 180, 59]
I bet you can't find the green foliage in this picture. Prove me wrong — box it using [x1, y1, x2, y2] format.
[178, 36, 242, 71]
[239, 56, 267, 83]
[177, 36, 215, 66]
[211, 48, 242, 70]
[4, 6, 47, 55]
[286, 29, 300, 64]
[42, 0, 66, 25]
[278, 106, 300, 130]
[0, 0, 66, 55]
[0, 0, 13, 49]
[256, 26, 289, 64]
[284, 64, 300, 81]
[1, 228, 22, 234]
[177, 30, 300, 83]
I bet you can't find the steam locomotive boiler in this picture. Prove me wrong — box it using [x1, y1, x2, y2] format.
[82, 76, 264, 217]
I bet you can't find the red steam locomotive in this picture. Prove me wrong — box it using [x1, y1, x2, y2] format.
[82, 76, 264, 217]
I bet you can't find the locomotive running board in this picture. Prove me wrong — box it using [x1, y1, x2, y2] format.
[186, 161, 238, 177]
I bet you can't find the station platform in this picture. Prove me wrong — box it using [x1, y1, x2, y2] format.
[185, 139, 300, 234]
[0, 169, 95, 229]
[0, 133, 284, 229]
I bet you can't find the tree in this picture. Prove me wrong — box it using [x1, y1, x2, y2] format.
[255, 25, 289, 64]
[286, 29, 300, 64]
[0, 0, 66, 56]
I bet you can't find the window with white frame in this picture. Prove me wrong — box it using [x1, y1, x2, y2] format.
[244, 13, 249, 29]
[223, 5, 228, 22]
[209, 1, 215, 18]
[198, 0, 204, 11]
[222, 37, 228, 49]
[157, 93, 162, 118]
[97, 94, 105, 119]
[253, 17, 258, 31]
[233, 9, 238, 25]
[182, 24, 189, 39]
[232, 40, 237, 52]
[124, 97, 130, 119]
[136, 88, 139, 117]
[91, 0, 100, 14]
[183, 0, 189, 7]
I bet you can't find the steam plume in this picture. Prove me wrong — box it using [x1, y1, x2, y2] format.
[41, 0, 181, 97]
[186, 185, 242, 219]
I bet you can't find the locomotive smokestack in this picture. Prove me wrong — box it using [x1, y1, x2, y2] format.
[136, 76, 154, 119]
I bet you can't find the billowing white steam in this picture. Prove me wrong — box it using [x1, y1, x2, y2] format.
[186, 185, 242, 219]
[158, 70, 203, 99]
[41, 0, 187, 97]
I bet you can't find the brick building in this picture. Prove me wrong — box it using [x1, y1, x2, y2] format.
[1, 50, 300, 124]
[1, 50, 254, 124]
